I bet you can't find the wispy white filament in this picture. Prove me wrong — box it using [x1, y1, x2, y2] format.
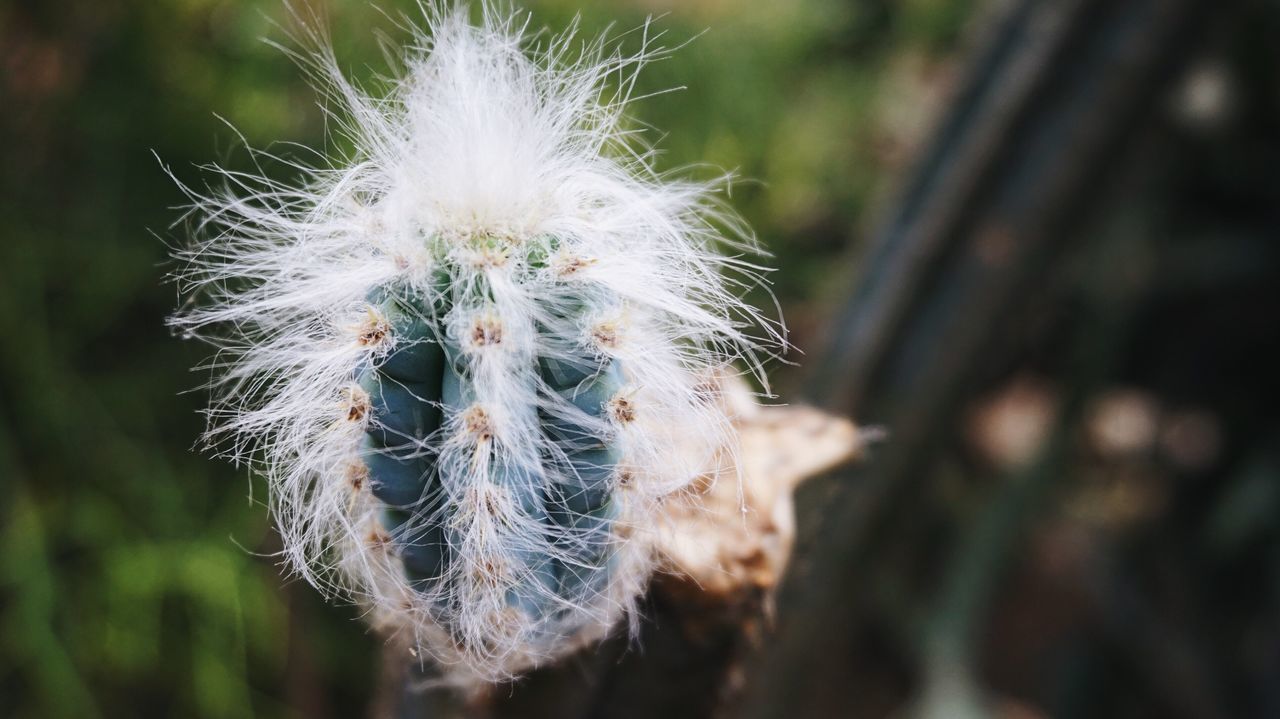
[169, 2, 781, 686]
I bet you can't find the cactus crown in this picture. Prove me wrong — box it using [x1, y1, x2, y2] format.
[169, 3, 779, 684]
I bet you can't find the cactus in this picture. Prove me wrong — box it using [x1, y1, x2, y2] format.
[169, 4, 778, 685]
[354, 245, 632, 634]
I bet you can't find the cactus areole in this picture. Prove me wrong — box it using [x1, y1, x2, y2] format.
[169, 4, 778, 685]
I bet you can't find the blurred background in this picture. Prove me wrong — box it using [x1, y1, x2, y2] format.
[2, 0, 1277, 717]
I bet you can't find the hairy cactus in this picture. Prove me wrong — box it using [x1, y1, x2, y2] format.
[169, 4, 778, 685]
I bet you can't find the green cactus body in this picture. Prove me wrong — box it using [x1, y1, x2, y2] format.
[356, 239, 626, 637]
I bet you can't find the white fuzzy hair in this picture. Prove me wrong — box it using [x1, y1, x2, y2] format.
[168, 1, 781, 686]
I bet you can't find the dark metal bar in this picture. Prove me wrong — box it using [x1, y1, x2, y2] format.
[741, 0, 1224, 716]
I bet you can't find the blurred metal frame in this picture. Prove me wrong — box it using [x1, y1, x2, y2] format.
[745, 0, 1229, 716]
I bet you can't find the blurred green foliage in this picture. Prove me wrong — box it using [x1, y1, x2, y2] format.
[0, 1, 974, 716]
